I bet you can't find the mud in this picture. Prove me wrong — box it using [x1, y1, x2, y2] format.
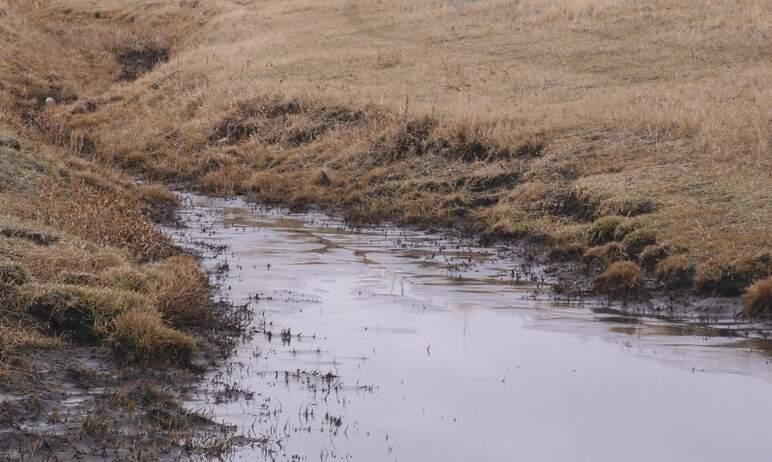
[169, 194, 772, 462]
[0, 344, 239, 461]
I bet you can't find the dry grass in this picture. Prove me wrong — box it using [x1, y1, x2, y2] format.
[0, 128, 211, 369]
[582, 242, 626, 270]
[112, 310, 195, 365]
[149, 256, 211, 328]
[743, 278, 772, 319]
[25, 178, 176, 262]
[0, 0, 769, 297]
[594, 261, 644, 301]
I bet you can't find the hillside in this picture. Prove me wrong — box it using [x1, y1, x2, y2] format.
[1, 1, 770, 296]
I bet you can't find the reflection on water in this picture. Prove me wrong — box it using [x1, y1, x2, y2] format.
[169, 195, 772, 462]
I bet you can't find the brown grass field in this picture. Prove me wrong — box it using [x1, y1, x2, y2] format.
[1, 0, 770, 308]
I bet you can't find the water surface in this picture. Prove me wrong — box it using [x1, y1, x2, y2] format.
[169, 195, 772, 462]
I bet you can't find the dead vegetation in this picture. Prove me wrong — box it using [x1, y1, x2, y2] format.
[1, 0, 765, 301]
[0, 129, 217, 373]
[743, 278, 772, 319]
[112, 39, 169, 82]
[594, 261, 644, 303]
[0, 0, 769, 299]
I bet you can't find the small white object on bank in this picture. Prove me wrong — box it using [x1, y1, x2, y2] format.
[44, 97, 56, 107]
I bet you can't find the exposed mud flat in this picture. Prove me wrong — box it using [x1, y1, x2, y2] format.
[170, 195, 772, 462]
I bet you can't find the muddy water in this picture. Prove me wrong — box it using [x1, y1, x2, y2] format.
[169, 195, 772, 462]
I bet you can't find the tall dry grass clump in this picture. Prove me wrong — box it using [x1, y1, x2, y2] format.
[112, 310, 195, 365]
[743, 278, 772, 319]
[594, 261, 644, 302]
[150, 256, 211, 328]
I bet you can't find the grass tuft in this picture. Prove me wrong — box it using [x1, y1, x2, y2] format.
[656, 255, 695, 290]
[112, 310, 195, 366]
[743, 278, 772, 318]
[588, 216, 623, 246]
[621, 229, 657, 257]
[696, 254, 771, 296]
[582, 242, 626, 269]
[149, 256, 211, 328]
[16, 284, 152, 343]
[639, 244, 669, 270]
[594, 261, 644, 302]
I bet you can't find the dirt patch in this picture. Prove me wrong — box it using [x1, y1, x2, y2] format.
[113, 44, 170, 81]
[0, 346, 239, 460]
[0, 228, 58, 246]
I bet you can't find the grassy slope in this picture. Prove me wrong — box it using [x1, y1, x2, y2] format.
[0, 127, 211, 371]
[1, 0, 770, 299]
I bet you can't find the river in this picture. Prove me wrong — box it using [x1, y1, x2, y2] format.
[166, 194, 772, 462]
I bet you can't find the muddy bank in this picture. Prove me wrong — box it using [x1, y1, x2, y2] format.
[0, 299, 251, 461]
[169, 194, 772, 461]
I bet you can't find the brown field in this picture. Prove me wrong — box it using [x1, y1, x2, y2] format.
[1, 0, 770, 296]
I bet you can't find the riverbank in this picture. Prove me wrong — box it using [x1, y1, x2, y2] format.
[1, 0, 769, 313]
[0, 129, 251, 459]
